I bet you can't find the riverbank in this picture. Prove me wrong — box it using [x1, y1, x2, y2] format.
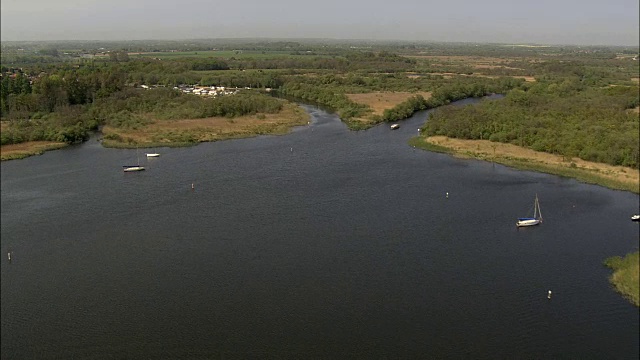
[0, 141, 68, 161]
[604, 252, 640, 307]
[346, 91, 433, 129]
[0, 104, 310, 158]
[100, 102, 309, 148]
[409, 135, 639, 194]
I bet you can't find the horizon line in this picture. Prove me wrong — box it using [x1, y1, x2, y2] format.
[1, 37, 639, 48]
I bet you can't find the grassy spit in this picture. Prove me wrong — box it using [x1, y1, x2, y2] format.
[100, 102, 309, 148]
[409, 135, 639, 194]
[604, 252, 640, 307]
[0, 141, 68, 161]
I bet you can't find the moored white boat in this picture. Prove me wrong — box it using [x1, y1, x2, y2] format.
[123, 165, 145, 172]
[146, 153, 160, 157]
[517, 195, 542, 227]
[123, 147, 145, 172]
[390, 124, 400, 130]
[516, 218, 540, 227]
[632, 214, 640, 221]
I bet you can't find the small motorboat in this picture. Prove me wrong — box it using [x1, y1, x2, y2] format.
[631, 214, 640, 221]
[146, 153, 160, 157]
[390, 124, 400, 130]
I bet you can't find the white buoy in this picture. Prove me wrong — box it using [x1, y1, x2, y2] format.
[548, 290, 552, 299]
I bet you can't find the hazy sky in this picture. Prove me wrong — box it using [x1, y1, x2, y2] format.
[1, 0, 638, 45]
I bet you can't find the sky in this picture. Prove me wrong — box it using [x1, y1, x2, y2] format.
[1, 0, 638, 46]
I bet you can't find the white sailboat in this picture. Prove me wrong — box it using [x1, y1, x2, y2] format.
[516, 195, 542, 227]
[123, 147, 145, 172]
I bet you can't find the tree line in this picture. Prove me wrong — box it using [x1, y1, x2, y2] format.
[424, 80, 639, 168]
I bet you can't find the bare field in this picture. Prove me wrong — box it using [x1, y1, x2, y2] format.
[424, 136, 639, 188]
[346, 92, 433, 116]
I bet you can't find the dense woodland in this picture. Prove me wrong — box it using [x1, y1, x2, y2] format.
[1, 40, 638, 168]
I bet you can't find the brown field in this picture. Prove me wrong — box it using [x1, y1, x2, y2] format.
[423, 136, 639, 189]
[0, 141, 67, 160]
[102, 103, 309, 146]
[346, 92, 433, 116]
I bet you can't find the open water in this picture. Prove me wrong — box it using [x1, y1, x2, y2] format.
[1, 100, 639, 359]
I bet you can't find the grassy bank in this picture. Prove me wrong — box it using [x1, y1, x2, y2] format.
[0, 141, 68, 161]
[100, 102, 310, 148]
[409, 136, 639, 194]
[604, 252, 640, 306]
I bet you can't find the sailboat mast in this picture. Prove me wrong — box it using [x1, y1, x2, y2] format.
[537, 197, 542, 220]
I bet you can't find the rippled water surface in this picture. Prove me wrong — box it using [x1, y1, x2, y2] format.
[2, 103, 638, 359]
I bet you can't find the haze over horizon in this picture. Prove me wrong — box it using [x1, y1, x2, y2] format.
[1, 0, 639, 46]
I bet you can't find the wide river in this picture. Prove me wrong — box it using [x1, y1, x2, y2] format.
[2, 100, 639, 359]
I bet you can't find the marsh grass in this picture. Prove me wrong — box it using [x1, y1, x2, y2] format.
[411, 136, 639, 194]
[604, 252, 640, 306]
[0, 141, 68, 161]
[100, 103, 309, 148]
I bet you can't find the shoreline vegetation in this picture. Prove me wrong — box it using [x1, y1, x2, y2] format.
[409, 135, 639, 194]
[2, 94, 638, 195]
[604, 252, 640, 307]
[1, 103, 309, 156]
[99, 102, 309, 148]
[0, 140, 67, 160]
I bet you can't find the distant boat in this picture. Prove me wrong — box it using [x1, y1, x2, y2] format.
[123, 165, 145, 172]
[517, 194, 542, 227]
[146, 153, 160, 157]
[632, 214, 640, 221]
[390, 124, 400, 130]
[123, 148, 145, 172]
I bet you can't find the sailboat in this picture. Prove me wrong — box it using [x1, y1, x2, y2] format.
[516, 195, 542, 227]
[123, 147, 145, 172]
